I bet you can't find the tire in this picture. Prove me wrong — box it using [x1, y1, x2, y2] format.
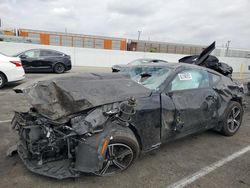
[220, 101, 243, 136]
[96, 127, 140, 176]
[0, 73, 7, 89]
[53, 63, 65, 74]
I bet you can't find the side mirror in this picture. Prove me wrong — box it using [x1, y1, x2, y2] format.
[20, 54, 27, 59]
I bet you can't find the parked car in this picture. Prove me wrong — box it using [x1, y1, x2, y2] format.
[10, 59, 244, 179]
[0, 52, 25, 88]
[14, 49, 72, 73]
[112, 58, 167, 72]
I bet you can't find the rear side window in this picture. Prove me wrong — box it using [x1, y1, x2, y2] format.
[169, 69, 209, 91]
[52, 52, 63, 56]
[40, 50, 52, 57]
[40, 50, 63, 57]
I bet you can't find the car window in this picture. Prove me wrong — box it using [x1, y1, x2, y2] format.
[24, 50, 40, 58]
[52, 51, 63, 56]
[169, 69, 209, 91]
[40, 50, 63, 57]
[40, 50, 53, 57]
[121, 66, 172, 90]
[208, 72, 221, 85]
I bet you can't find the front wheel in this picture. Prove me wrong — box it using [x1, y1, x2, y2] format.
[220, 101, 243, 136]
[96, 128, 140, 176]
[53, 63, 65, 74]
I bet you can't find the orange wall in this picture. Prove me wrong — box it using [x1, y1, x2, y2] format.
[40, 33, 50, 45]
[104, 39, 112, 49]
[18, 30, 127, 50]
[120, 40, 126, 50]
[19, 31, 28, 37]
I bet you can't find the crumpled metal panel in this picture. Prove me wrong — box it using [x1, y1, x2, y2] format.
[14, 73, 151, 120]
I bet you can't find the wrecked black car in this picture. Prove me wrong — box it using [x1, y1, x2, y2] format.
[10, 61, 244, 179]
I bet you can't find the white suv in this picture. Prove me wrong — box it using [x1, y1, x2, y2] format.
[0, 52, 25, 88]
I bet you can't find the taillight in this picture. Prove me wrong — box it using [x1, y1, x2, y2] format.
[10, 61, 22, 67]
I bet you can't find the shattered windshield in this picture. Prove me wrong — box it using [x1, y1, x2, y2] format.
[121, 66, 172, 90]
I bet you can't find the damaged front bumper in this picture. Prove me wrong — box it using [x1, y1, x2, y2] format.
[18, 145, 80, 179]
[11, 98, 136, 179]
[12, 112, 85, 179]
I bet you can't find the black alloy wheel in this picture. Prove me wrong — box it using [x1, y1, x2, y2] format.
[221, 101, 243, 136]
[98, 143, 134, 175]
[54, 63, 65, 74]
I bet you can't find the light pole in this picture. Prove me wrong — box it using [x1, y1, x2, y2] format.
[226, 40, 231, 56]
[137, 30, 142, 41]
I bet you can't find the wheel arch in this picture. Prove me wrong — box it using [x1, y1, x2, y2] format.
[74, 122, 140, 174]
[128, 123, 143, 151]
[0, 71, 8, 82]
[230, 97, 242, 106]
[53, 62, 65, 68]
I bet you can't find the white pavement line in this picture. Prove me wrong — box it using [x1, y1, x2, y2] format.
[0, 120, 11, 124]
[167, 145, 250, 188]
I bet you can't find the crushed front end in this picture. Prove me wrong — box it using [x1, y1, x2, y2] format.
[12, 111, 86, 179]
[11, 98, 137, 179]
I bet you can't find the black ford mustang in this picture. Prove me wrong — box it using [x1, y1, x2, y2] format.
[10, 62, 244, 179]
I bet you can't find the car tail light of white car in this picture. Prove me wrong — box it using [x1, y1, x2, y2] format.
[10, 61, 22, 67]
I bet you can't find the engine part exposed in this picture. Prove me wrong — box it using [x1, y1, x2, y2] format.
[117, 97, 136, 126]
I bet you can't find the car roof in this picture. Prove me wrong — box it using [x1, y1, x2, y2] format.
[24, 49, 65, 54]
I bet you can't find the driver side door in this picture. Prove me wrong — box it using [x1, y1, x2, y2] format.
[161, 69, 219, 142]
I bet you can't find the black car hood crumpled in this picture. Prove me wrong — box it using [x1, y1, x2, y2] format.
[14, 73, 151, 120]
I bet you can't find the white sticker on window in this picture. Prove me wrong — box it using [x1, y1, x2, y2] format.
[178, 73, 192, 80]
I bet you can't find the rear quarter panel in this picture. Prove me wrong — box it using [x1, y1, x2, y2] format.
[212, 76, 243, 121]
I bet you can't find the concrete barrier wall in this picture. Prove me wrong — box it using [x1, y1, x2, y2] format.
[0, 42, 249, 73]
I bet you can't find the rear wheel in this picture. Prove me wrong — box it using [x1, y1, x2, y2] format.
[53, 63, 65, 74]
[96, 128, 140, 176]
[0, 73, 7, 89]
[220, 101, 243, 136]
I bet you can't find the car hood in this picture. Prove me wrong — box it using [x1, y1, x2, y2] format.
[14, 72, 152, 120]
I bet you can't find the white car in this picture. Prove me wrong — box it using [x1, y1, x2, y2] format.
[0, 52, 25, 88]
